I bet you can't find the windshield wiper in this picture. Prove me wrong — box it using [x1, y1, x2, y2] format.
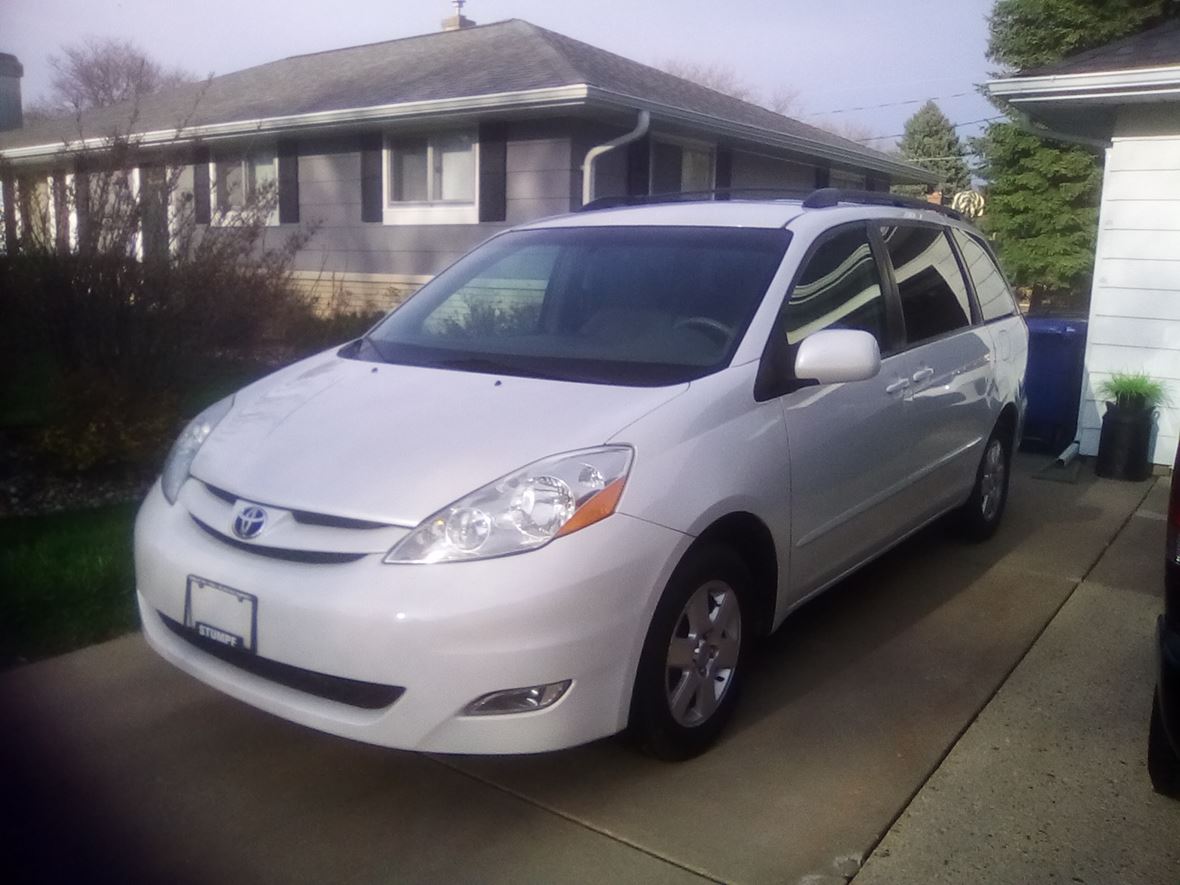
[423, 355, 554, 378]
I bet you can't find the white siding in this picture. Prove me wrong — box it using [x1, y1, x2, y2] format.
[1079, 133, 1180, 465]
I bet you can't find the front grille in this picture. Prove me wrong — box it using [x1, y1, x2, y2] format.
[203, 483, 238, 504]
[160, 614, 404, 710]
[289, 510, 391, 530]
[191, 517, 366, 565]
[202, 482, 392, 530]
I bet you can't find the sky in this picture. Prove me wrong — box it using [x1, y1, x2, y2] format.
[0, 0, 1002, 153]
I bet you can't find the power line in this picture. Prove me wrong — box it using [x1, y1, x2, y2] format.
[804, 90, 978, 117]
[856, 115, 1004, 143]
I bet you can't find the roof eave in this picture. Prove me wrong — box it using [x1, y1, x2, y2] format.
[582, 86, 937, 185]
[988, 64, 1180, 105]
[0, 85, 593, 161]
[0, 82, 936, 184]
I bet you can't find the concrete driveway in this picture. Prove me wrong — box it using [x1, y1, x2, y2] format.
[2, 455, 1171, 884]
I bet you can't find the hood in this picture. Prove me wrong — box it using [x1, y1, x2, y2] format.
[190, 353, 686, 525]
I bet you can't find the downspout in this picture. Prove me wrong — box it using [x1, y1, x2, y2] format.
[581, 110, 650, 207]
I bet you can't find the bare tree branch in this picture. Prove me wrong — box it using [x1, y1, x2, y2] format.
[36, 37, 195, 116]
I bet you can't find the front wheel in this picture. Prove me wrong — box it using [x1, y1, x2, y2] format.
[956, 428, 1011, 541]
[629, 545, 751, 761]
[1149, 692, 1180, 798]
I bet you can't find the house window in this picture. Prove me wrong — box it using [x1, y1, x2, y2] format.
[682, 147, 714, 191]
[383, 131, 478, 225]
[215, 150, 276, 210]
[388, 132, 475, 205]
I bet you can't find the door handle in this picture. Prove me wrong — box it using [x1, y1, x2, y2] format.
[911, 367, 935, 383]
[885, 378, 910, 395]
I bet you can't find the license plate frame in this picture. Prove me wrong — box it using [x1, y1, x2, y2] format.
[184, 576, 258, 654]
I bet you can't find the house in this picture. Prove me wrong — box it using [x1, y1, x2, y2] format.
[0, 17, 933, 311]
[988, 17, 1180, 465]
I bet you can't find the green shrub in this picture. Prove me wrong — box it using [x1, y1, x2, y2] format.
[36, 373, 180, 473]
[3, 141, 320, 474]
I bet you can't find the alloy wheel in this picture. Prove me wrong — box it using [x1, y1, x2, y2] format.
[665, 579, 741, 727]
[979, 438, 1006, 522]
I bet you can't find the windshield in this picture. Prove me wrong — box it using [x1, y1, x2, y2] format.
[350, 226, 791, 386]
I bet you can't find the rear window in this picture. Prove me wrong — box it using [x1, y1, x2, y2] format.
[355, 226, 792, 386]
[953, 230, 1018, 322]
[880, 225, 972, 344]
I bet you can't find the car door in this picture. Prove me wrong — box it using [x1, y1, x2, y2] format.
[878, 223, 996, 519]
[776, 223, 916, 598]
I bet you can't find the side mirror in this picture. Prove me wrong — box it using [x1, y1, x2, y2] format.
[794, 329, 881, 385]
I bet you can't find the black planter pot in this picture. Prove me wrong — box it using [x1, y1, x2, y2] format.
[1095, 402, 1154, 481]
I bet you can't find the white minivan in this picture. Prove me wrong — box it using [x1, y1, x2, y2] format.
[135, 190, 1028, 760]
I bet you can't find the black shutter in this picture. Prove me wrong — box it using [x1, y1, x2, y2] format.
[814, 165, 831, 190]
[360, 133, 383, 223]
[714, 147, 733, 199]
[477, 122, 507, 223]
[193, 146, 211, 224]
[278, 139, 300, 224]
[1, 176, 16, 253]
[52, 171, 69, 251]
[73, 163, 90, 251]
[626, 135, 651, 196]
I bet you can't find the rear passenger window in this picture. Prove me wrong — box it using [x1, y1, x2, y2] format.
[880, 225, 971, 344]
[785, 226, 888, 348]
[953, 230, 1017, 322]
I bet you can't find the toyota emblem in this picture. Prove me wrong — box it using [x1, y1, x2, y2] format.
[233, 504, 268, 540]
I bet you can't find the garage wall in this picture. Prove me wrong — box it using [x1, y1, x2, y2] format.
[1079, 114, 1180, 464]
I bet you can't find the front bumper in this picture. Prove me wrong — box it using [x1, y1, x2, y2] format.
[135, 481, 690, 753]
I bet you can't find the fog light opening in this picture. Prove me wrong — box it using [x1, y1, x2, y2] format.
[464, 680, 572, 716]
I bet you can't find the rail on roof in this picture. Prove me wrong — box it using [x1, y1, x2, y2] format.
[578, 186, 963, 220]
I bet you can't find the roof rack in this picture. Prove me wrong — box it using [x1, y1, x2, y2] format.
[801, 187, 963, 220]
[579, 187, 809, 212]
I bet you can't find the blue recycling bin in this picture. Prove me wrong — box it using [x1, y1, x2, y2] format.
[1021, 315, 1089, 453]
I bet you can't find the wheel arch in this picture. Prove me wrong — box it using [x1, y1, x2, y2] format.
[996, 401, 1019, 450]
[691, 511, 779, 639]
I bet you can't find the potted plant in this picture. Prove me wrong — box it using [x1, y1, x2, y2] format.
[1095, 372, 1167, 481]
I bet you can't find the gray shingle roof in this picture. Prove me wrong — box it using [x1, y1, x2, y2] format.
[0, 19, 916, 177]
[1018, 17, 1180, 77]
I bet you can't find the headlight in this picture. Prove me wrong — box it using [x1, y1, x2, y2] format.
[385, 446, 633, 564]
[160, 396, 234, 504]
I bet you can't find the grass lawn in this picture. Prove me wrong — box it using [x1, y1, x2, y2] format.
[0, 502, 139, 667]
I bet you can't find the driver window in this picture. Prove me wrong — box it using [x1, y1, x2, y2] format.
[785, 226, 887, 348]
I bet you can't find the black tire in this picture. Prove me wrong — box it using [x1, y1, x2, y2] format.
[629, 544, 752, 761]
[956, 426, 1012, 542]
[1149, 692, 1180, 798]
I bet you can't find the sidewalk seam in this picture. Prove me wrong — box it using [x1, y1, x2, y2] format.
[426, 755, 721, 883]
[848, 478, 1158, 882]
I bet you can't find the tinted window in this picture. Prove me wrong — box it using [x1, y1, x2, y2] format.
[881, 225, 971, 343]
[358, 226, 791, 386]
[785, 226, 887, 348]
[953, 230, 1017, 322]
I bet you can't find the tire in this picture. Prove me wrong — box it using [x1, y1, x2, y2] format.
[1149, 692, 1180, 798]
[956, 427, 1012, 542]
[629, 545, 751, 761]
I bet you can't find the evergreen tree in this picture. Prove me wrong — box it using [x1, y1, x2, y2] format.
[979, 0, 1168, 300]
[897, 101, 970, 196]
